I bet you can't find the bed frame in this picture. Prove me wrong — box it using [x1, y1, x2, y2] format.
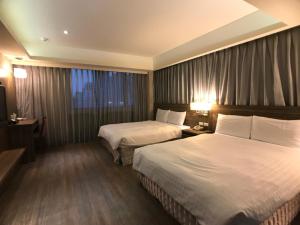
[138, 172, 300, 225]
[138, 104, 300, 225]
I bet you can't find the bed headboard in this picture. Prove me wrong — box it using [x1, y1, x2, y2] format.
[154, 103, 202, 127]
[154, 104, 300, 130]
[210, 105, 300, 131]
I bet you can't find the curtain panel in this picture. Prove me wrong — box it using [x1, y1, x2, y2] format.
[154, 26, 300, 106]
[14, 66, 148, 146]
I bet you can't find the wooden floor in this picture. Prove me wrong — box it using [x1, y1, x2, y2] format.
[0, 142, 299, 225]
[0, 142, 178, 225]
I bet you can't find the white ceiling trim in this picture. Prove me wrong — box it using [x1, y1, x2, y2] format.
[24, 42, 153, 70]
[153, 11, 283, 70]
[11, 58, 150, 74]
[245, 0, 300, 26]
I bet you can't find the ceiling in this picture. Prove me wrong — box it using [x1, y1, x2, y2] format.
[0, 0, 297, 70]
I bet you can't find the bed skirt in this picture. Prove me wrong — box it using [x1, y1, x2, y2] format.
[99, 137, 179, 166]
[98, 137, 134, 166]
[137, 172, 300, 225]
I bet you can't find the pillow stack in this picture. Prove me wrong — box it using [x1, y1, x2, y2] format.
[156, 108, 186, 126]
[215, 114, 300, 148]
[156, 109, 170, 123]
[215, 114, 252, 139]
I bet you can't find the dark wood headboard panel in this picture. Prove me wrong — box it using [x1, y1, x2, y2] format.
[154, 103, 201, 127]
[210, 105, 300, 131]
[154, 104, 300, 131]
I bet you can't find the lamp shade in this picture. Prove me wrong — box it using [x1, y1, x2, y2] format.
[190, 101, 213, 111]
[14, 68, 27, 79]
[0, 68, 7, 78]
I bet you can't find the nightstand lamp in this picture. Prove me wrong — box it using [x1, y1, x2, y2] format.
[190, 101, 213, 130]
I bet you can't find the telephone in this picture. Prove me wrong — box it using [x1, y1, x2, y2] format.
[193, 122, 205, 131]
[193, 124, 204, 131]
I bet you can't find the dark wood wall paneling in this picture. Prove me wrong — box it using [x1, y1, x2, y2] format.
[154, 103, 203, 128]
[210, 105, 300, 131]
[154, 103, 300, 131]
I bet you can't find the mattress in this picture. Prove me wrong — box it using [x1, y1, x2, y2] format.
[137, 172, 300, 225]
[133, 134, 300, 225]
[98, 120, 189, 150]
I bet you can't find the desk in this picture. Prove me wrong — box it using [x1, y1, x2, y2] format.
[8, 119, 39, 162]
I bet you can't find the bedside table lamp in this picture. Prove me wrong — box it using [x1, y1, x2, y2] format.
[190, 101, 213, 130]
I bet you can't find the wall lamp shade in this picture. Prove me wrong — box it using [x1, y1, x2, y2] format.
[0, 68, 8, 78]
[191, 101, 214, 116]
[190, 102, 213, 111]
[14, 68, 27, 79]
[0, 64, 10, 78]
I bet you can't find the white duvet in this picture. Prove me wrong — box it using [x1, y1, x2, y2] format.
[98, 120, 189, 150]
[133, 134, 300, 225]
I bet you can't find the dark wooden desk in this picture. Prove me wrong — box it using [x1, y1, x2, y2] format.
[8, 119, 39, 162]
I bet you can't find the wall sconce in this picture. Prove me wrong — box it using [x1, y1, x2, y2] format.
[13, 68, 27, 79]
[0, 68, 8, 78]
[190, 101, 214, 131]
[190, 101, 213, 116]
[0, 64, 10, 78]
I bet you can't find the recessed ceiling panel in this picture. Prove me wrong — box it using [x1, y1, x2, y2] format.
[0, 0, 258, 57]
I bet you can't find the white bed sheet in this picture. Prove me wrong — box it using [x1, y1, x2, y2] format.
[133, 134, 300, 225]
[98, 120, 189, 150]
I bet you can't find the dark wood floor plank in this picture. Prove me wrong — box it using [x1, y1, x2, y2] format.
[0, 142, 298, 225]
[0, 142, 178, 225]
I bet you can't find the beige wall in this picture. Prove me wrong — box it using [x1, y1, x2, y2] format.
[0, 53, 17, 118]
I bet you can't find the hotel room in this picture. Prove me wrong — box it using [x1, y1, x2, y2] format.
[0, 0, 299, 225]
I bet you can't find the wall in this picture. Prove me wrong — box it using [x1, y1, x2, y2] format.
[0, 53, 17, 118]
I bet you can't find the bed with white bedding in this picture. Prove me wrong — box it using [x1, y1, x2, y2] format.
[98, 120, 189, 165]
[133, 109, 300, 225]
[133, 133, 300, 225]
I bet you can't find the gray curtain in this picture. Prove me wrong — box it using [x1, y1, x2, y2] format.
[15, 66, 73, 146]
[154, 26, 300, 106]
[70, 68, 148, 143]
[15, 66, 148, 146]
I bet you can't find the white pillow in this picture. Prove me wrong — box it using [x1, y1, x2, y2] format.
[156, 109, 170, 123]
[167, 111, 186, 126]
[251, 116, 300, 148]
[215, 114, 252, 139]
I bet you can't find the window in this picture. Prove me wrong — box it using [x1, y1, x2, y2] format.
[71, 69, 134, 109]
[72, 69, 95, 109]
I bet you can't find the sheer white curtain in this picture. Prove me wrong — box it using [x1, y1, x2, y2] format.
[15, 66, 148, 146]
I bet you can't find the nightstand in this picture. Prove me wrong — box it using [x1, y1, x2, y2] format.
[182, 128, 213, 138]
